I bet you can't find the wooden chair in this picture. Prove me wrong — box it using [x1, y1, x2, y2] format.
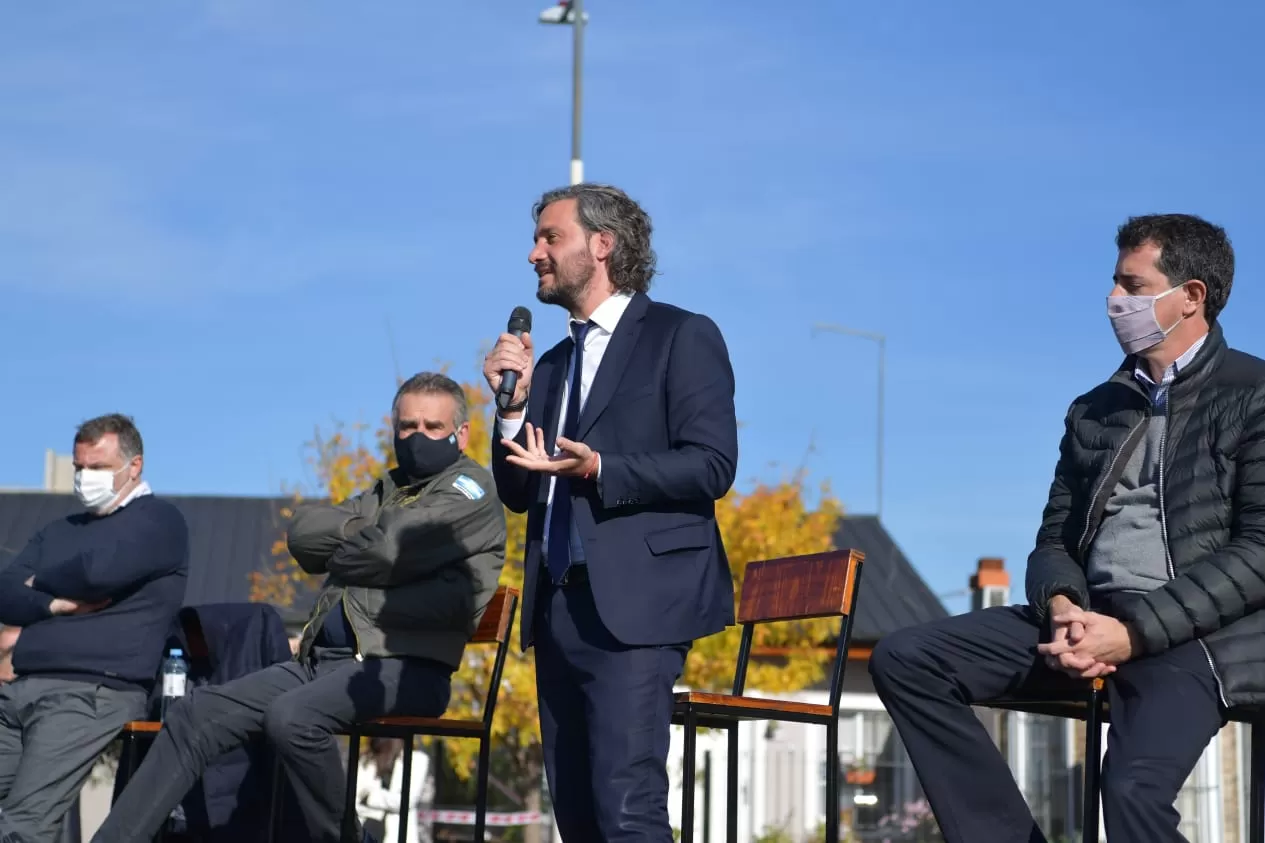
[341, 585, 520, 843]
[672, 549, 866, 843]
[989, 680, 1265, 843]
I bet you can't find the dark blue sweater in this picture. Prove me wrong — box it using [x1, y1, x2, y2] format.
[0, 494, 189, 690]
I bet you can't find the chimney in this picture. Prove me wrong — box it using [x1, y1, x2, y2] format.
[969, 557, 1010, 611]
[43, 449, 74, 493]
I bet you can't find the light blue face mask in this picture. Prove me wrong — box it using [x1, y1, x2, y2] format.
[1107, 284, 1185, 355]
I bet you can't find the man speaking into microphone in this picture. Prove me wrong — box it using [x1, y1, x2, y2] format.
[483, 183, 739, 842]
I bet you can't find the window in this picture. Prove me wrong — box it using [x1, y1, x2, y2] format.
[1020, 715, 1071, 841]
[981, 586, 1008, 608]
[1176, 731, 1222, 843]
[825, 710, 922, 837]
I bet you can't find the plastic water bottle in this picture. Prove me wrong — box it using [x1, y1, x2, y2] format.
[160, 648, 188, 721]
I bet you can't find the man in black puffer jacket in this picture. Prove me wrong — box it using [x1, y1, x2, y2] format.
[870, 214, 1265, 843]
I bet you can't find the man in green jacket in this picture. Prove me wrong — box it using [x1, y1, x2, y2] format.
[94, 372, 507, 843]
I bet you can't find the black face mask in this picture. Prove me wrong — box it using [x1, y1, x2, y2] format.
[394, 432, 460, 481]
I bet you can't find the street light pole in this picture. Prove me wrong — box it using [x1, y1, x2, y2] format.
[539, 1, 586, 185]
[811, 323, 887, 519]
[570, 0, 584, 185]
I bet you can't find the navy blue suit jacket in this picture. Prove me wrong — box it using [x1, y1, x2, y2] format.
[492, 292, 739, 651]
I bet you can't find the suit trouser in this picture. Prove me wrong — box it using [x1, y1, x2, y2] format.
[92, 647, 451, 843]
[535, 574, 690, 843]
[868, 603, 1225, 843]
[0, 677, 146, 843]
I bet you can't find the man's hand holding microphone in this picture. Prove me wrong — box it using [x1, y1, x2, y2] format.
[483, 307, 599, 479]
[483, 307, 535, 419]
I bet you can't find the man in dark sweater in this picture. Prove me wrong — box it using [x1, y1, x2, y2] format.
[0, 413, 189, 843]
[94, 372, 507, 843]
[870, 215, 1265, 843]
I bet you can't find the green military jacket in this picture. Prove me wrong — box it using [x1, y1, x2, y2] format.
[287, 455, 506, 668]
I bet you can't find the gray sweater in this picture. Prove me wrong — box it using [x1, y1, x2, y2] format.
[1086, 335, 1207, 595]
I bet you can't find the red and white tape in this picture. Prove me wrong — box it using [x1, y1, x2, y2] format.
[417, 809, 544, 826]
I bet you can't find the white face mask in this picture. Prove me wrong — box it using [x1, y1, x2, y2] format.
[1106, 284, 1186, 355]
[74, 465, 128, 513]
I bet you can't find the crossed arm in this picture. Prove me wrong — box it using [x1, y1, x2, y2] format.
[287, 483, 505, 589]
[0, 514, 186, 626]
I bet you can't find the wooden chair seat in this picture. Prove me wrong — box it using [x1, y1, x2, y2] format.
[674, 691, 833, 724]
[981, 697, 1098, 720]
[122, 721, 162, 734]
[357, 716, 485, 737]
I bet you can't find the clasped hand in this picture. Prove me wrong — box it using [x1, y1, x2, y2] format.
[501, 423, 596, 478]
[1036, 596, 1136, 679]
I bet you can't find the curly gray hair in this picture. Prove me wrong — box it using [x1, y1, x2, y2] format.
[533, 183, 658, 294]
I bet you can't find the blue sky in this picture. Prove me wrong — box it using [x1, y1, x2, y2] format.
[3, 1, 1264, 614]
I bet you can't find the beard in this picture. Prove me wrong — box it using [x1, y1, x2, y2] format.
[536, 250, 596, 312]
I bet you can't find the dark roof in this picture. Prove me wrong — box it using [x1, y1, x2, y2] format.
[833, 515, 949, 642]
[0, 496, 949, 638]
[0, 491, 299, 617]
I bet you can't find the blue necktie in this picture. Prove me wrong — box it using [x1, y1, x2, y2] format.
[546, 320, 592, 584]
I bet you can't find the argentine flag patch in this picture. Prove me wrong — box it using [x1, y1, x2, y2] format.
[452, 474, 486, 501]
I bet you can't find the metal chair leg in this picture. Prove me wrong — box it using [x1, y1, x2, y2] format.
[398, 737, 413, 843]
[267, 753, 282, 843]
[113, 733, 135, 804]
[825, 716, 839, 843]
[726, 724, 738, 843]
[1251, 721, 1264, 843]
[474, 736, 492, 843]
[343, 733, 363, 843]
[681, 711, 697, 843]
[1082, 679, 1105, 843]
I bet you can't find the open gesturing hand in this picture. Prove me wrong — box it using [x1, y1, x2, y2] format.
[501, 423, 598, 478]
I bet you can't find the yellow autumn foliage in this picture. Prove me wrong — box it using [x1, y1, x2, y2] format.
[253, 376, 844, 797]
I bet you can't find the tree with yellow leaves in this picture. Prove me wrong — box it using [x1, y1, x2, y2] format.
[253, 376, 844, 843]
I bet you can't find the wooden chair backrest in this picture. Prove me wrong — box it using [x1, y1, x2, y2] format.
[472, 586, 518, 644]
[736, 549, 865, 625]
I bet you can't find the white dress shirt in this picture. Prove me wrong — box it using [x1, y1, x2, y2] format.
[498, 291, 633, 563]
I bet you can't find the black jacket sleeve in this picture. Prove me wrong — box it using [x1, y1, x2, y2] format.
[1117, 388, 1265, 654]
[1025, 403, 1091, 625]
[0, 531, 55, 626]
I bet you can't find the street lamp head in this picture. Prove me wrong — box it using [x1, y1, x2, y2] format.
[538, 1, 589, 24]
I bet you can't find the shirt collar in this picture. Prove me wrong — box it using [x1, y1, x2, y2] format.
[114, 481, 153, 510]
[570, 292, 633, 337]
[1133, 331, 1209, 388]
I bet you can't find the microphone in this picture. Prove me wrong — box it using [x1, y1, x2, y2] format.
[497, 306, 533, 411]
